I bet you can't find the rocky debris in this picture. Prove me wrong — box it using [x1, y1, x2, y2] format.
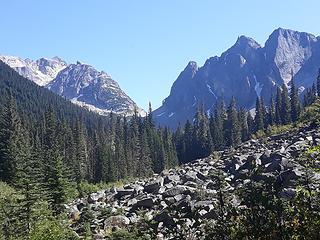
[104, 215, 130, 231]
[114, 189, 134, 199]
[143, 177, 164, 193]
[132, 198, 155, 209]
[88, 191, 106, 204]
[68, 125, 320, 238]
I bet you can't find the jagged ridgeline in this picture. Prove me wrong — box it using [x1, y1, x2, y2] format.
[154, 28, 320, 128]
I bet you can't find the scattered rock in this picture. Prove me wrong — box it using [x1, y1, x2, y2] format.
[68, 125, 320, 239]
[133, 198, 155, 209]
[144, 177, 164, 193]
[104, 215, 130, 230]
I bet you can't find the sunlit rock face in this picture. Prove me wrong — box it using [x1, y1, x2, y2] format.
[154, 28, 320, 128]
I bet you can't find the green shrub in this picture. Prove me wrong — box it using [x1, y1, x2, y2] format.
[301, 98, 320, 125]
[106, 228, 152, 240]
[0, 181, 19, 239]
[29, 217, 79, 240]
[77, 180, 133, 197]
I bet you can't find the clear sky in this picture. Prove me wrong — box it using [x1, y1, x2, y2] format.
[0, 0, 319, 110]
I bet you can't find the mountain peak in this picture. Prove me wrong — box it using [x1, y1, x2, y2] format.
[154, 28, 320, 128]
[221, 35, 261, 62]
[265, 28, 318, 85]
[48, 61, 144, 116]
[269, 27, 317, 42]
[1, 54, 144, 116]
[0, 55, 67, 86]
[235, 35, 261, 49]
[185, 61, 198, 70]
[183, 61, 198, 78]
[52, 56, 66, 63]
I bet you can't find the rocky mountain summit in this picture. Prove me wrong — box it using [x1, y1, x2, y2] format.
[0, 55, 144, 116]
[47, 61, 145, 116]
[154, 28, 320, 128]
[67, 124, 320, 239]
[0, 55, 67, 86]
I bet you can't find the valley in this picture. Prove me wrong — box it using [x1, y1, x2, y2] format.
[0, 25, 320, 240]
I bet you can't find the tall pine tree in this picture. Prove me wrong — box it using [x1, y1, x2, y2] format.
[226, 97, 241, 147]
[290, 77, 300, 123]
[255, 97, 264, 131]
[317, 68, 320, 97]
[268, 95, 276, 127]
[281, 84, 291, 124]
[0, 96, 22, 183]
[275, 87, 283, 125]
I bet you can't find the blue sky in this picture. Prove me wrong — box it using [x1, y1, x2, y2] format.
[1, 0, 319, 110]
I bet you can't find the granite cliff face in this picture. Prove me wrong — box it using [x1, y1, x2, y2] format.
[154, 28, 320, 128]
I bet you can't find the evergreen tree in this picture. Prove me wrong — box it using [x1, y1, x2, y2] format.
[281, 84, 291, 124]
[317, 68, 320, 97]
[255, 97, 264, 131]
[226, 97, 241, 147]
[183, 120, 193, 163]
[13, 131, 43, 235]
[275, 87, 282, 124]
[74, 119, 88, 194]
[128, 109, 141, 177]
[239, 108, 249, 141]
[43, 108, 71, 214]
[290, 78, 300, 122]
[114, 116, 126, 180]
[174, 124, 186, 164]
[268, 95, 276, 126]
[146, 102, 154, 128]
[46, 155, 71, 214]
[0, 96, 22, 183]
[304, 86, 317, 107]
[193, 106, 212, 159]
[137, 128, 153, 177]
[212, 102, 226, 150]
[261, 98, 269, 129]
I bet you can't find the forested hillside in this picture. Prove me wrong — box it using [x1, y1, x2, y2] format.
[0, 61, 178, 239]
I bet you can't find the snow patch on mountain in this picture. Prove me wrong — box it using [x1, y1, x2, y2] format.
[206, 83, 217, 99]
[168, 112, 175, 118]
[0, 55, 145, 116]
[48, 62, 145, 116]
[253, 75, 263, 97]
[0, 55, 67, 86]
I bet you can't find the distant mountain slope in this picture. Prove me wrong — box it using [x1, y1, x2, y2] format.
[0, 55, 67, 86]
[0, 55, 144, 116]
[154, 28, 320, 128]
[48, 62, 144, 116]
[0, 60, 104, 124]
